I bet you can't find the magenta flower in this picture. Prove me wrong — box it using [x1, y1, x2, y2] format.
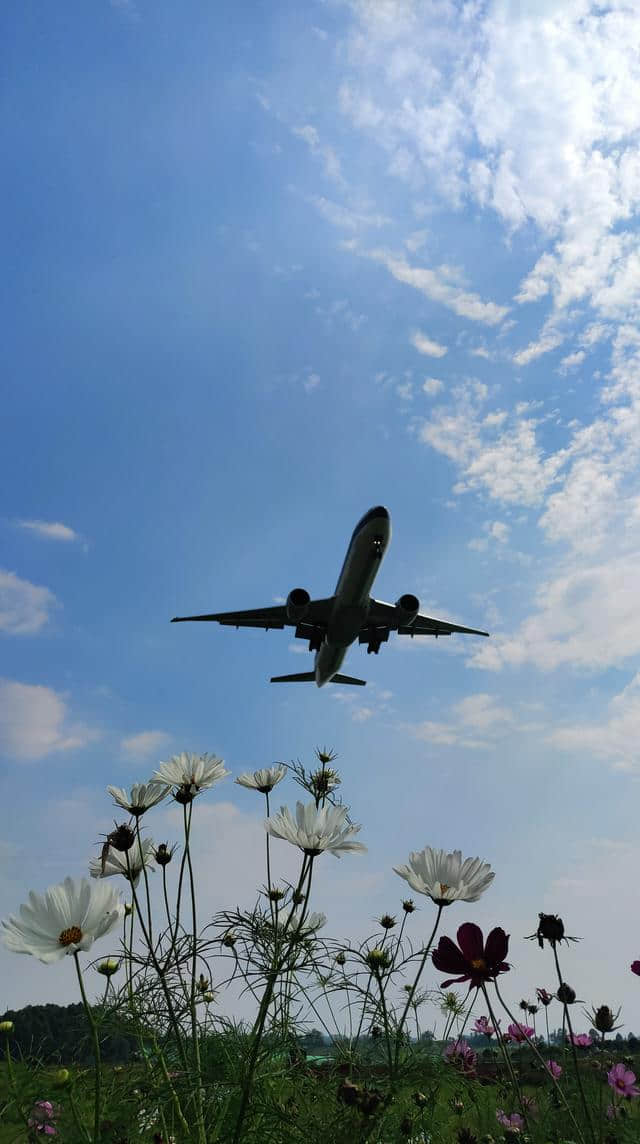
[568, 1032, 592, 1047]
[432, 922, 510, 988]
[505, 1022, 535, 1043]
[27, 1100, 59, 1135]
[473, 1015, 497, 1037]
[496, 1109, 524, 1130]
[443, 1038, 477, 1075]
[608, 1062, 640, 1098]
[546, 1059, 562, 1079]
[631, 960, 640, 976]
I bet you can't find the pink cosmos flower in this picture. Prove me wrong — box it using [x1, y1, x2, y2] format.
[607, 1062, 640, 1098]
[443, 1038, 477, 1075]
[631, 960, 640, 976]
[473, 1015, 497, 1037]
[505, 1022, 535, 1043]
[496, 1109, 524, 1130]
[27, 1100, 58, 1135]
[546, 1059, 562, 1079]
[568, 1032, 592, 1047]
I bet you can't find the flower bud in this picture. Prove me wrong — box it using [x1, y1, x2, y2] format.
[413, 1091, 427, 1108]
[154, 843, 174, 867]
[197, 974, 209, 994]
[366, 947, 391, 972]
[335, 952, 346, 965]
[533, 913, 565, 948]
[379, 914, 396, 930]
[556, 982, 576, 1004]
[221, 930, 237, 947]
[203, 991, 216, 1003]
[337, 1078, 361, 1106]
[316, 748, 337, 766]
[54, 1068, 70, 1086]
[370, 1024, 382, 1039]
[291, 890, 305, 906]
[267, 888, 285, 902]
[97, 958, 120, 977]
[124, 902, 134, 917]
[0, 1020, 14, 1033]
[402, 898, 415, 913]
[108, 823, 136, 852]
[594, 1005, 617, 1033]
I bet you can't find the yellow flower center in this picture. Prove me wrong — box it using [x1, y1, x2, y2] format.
[58, 925, 83, 947]
[470, 957, 486, 971]
[439, 883, 450, 895]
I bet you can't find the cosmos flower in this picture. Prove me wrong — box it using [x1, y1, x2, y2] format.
[151, 752, 230, 802]
[496, 1110, 524, 1130]
[607, 1062, 640, 1098]
[393, 847, 494, 906]
[505, 1022, 535, 1043]
[569, 1032, 592, 1048]
[473, 1016, 498, 1038]
[536, 987, 553, 1006]
[265, 800, 366, 858]
[631, 960, 640, 976]
[89, 836, 156, 886]
[235, 765, 287, 793]
[106, 782, 170, 817]
[1, 877, 123, 964]
[27, 1100, 59, 1136]
[443, 1039, 477, 1076]
[546, 1060, 562, 1079]
[432, 923, 510, 988]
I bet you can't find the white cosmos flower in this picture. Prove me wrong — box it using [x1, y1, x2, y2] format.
[282, 911, 327, 936]
[235, 765, 286, 793]
[393, 847, 494, 906]
[1, 876, 124, 964]
[89, 836, 156, 887]
[106, 782, 170, 816]
[151, 752, 230, 798]
[265, 801, 366, 858]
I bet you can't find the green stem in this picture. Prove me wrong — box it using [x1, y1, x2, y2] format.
[3, 1037, 31, 1133]
[73, 952, 102, 1143]
[393, 903, 444, 1074]
[493, 979, 586, 1144]
[481, 983, 528, 1130]
[184, 801, 207, 1144]
[135, 818, 154, 948]
[552, 946, 596, 1144]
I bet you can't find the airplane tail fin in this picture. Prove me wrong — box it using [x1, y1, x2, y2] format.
[270, 672, 366, 686]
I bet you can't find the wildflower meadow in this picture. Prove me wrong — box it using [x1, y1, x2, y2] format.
[1, 748, 638, 1143]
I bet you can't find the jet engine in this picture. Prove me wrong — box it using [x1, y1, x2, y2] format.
[395, 593, 419, 627]
[286, 588, 311, 622]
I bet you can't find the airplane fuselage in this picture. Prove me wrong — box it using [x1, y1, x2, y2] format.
[314, 506, 391, 686]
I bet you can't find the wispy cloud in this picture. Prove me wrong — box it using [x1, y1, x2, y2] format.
[17, 520, 79, 542]
[0, 570, 58, 635]
[357, 248, 508, 325]
[120, 730, 171, 761]
[410, 331, 447, 358]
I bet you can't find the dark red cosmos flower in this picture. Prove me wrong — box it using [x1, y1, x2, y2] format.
[432, 922, 510, 988]
[631, 961, 640, 977]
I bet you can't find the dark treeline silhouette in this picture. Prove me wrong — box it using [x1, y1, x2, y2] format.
[0, 1003, 138, 1065]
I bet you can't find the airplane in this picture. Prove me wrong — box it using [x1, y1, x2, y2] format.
[171, 506, 489, 687]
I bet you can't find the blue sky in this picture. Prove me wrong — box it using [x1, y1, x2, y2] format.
[3, 0, 640, 1035]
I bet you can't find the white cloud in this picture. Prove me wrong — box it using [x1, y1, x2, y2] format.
[404, 228, 428, 253]
[292, 124, 345, 186]
[548, 672, 640, 770]
[305, 194, 389, 231]
[404, 691, 515, 749]
[0, 680, 97, 761]
[360, 248, 508, 325]
[304, 371, 321, 392]
[410, 330, 447, 358]
[17, 520, 79, 542]
[422, 377, 443, 396]
[558, 349, 586, 373]
[469, 552, 640, 673]
[120, 730, 171, 760]
[0, 570, 58, 635]
[417, 381, 563, 508]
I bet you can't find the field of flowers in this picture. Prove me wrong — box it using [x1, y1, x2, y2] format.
[1, 748, 639, 1143]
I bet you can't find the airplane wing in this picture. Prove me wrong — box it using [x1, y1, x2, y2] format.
[171, 598, 334, 632]
[364, 599, 489, 638]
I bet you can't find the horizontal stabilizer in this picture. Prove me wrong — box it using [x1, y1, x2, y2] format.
[270, 672, 316, 683]
[331, 673, 366, 686]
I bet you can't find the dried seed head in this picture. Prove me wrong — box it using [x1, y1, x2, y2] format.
[154, 843, 175, 867]
[402, 898, 416, 913]
[379, 914, 397, 930]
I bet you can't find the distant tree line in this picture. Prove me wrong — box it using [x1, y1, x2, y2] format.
[0, 1003, 138, 1065]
